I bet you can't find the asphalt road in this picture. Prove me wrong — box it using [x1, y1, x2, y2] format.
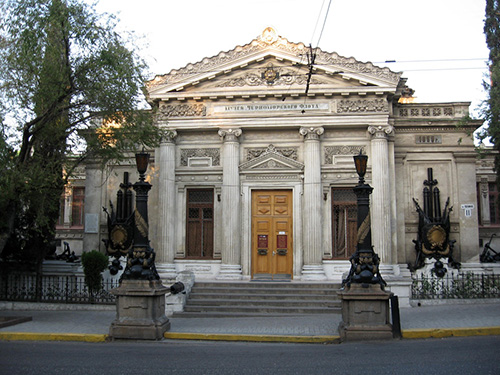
[1, 336, 499, 375]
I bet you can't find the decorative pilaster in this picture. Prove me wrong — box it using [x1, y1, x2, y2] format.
[83, 160, 103, 252]
[368, 125, 394, 263]
[156, 131, 178, 282]
[299, 127, 326, 280]
[479, 178, 491, 226]
[217, 128, 243, 279]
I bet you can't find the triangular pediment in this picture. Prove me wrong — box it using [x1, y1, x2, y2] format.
[240, 144, 304, 172]
[146, 27, 402, 101]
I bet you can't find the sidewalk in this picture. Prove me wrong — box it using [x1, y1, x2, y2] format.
[1, 301, 499, 343]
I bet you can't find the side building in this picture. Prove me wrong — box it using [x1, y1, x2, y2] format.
[61, 28, 495, 285]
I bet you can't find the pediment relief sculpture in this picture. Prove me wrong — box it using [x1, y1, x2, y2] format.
[240, 144, 304, 172]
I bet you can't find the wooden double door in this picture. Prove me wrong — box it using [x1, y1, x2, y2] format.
[251, 190, 293, 280]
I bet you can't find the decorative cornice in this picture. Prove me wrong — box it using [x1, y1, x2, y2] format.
[218, 128, 242, 142]
[146, 28, 401, 91]
[300, 127, 324, 140]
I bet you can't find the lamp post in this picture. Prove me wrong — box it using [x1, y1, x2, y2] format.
[109, 149, 170, 340]
[121, 150, 160, 280]
[338, 150, 393, 341]
[342, 150, 385, 288]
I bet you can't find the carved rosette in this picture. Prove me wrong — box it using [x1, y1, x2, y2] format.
[218, 128, 242, 142]
[368, 125, 395, 140]
[299, 127, 324, 140]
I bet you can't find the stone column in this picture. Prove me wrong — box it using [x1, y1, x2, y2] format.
[83, 160, 103, 252]
[299, 127, 327, 280]
[368, 125, 394, 263]
[217, 128, 243, 279]
[156, 131, 177, 283]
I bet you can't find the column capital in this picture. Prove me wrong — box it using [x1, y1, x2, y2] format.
[368, 125, 394, 139]
[299, 126, 324, 140]
[218, 128, 242, 142]
[160, 130, 177, 145]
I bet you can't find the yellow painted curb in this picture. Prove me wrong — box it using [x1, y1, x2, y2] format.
[164, 332, 341, 344]
[0, 332, 108, 343]
[402, 326, 500, 339]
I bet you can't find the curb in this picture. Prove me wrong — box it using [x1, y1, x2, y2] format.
[163, 332, 341, 344]
[402, 326, 500, 339]
[1, 327, 499, 344]
[0, 332, 108, 343]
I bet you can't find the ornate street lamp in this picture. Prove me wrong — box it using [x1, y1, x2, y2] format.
[121, 150, 160, 281]
[342, 150, 385, 288]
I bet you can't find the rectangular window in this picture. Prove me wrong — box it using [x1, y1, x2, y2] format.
[332, 188, 357, 259]
[186, 189, 214, 258]
[71, 187, 85, 227]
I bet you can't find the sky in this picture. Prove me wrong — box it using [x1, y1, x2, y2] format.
[92, 0, 489, 118]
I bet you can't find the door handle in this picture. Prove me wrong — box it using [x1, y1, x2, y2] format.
[272, 250, 276, 256]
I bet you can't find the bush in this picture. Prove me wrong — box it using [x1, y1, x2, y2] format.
[81, 250, 109, 294]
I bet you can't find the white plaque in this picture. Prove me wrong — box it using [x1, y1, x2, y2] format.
[84, 213, 99, 233]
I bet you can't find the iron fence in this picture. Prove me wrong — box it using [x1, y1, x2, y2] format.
[412, 272, 500, 299]
[0, 273, 119, 304]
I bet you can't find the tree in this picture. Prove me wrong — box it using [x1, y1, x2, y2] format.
[484, 0, 500, 181]
[0, 0, 162, 265]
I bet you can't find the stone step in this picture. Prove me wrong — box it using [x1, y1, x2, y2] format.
[186, 298, 341, 308]
[182, 305, 340, 315]
[188, 288, 339, 296]
[188, 292, 339, 301]
[192, 281, 341, 289]
[176, 281, 343, 318]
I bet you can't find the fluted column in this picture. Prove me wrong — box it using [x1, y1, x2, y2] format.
[368, 125, 394, 263]
[156, 130, 177, 282]
[217, 128, 242, 279]
[300, 127, 327, 280]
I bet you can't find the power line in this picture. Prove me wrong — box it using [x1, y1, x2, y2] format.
[378, 58, 487, 64]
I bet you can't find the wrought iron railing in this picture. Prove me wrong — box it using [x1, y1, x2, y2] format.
[412, 272, 500, 299]
[0, 273, 119, 304]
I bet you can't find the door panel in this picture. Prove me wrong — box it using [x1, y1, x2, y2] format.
[252, 190, 293, 279]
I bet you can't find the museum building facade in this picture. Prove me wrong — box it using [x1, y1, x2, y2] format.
[69, 28, 486, 283]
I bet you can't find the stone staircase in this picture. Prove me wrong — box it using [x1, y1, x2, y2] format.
[174, 281, 342, 317]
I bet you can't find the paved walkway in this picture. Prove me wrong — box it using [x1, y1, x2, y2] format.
[0, 301, 499, 342]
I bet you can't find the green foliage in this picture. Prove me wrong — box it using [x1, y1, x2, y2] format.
[81, 250, 109, 294]
[483, 0, 500, 181]
[0, 0, 163, 260]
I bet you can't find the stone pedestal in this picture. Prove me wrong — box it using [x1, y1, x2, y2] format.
[338, 284, 393, 341]
[110, 280, 170, 340]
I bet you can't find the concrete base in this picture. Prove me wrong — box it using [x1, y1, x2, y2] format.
[338, 284, 393, 341]
[109, 280, 170, 340]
